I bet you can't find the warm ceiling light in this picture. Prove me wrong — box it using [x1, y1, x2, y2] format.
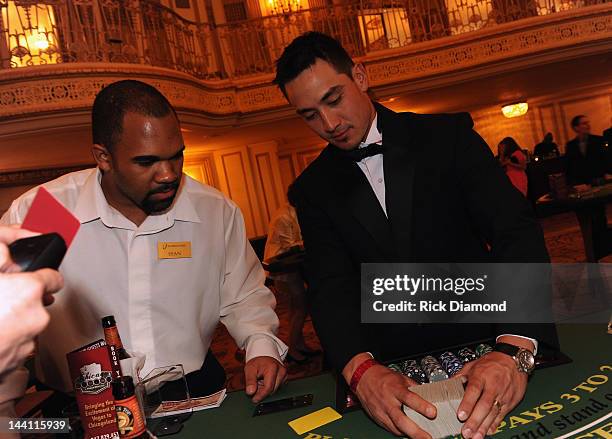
[501, 102, 528, 118]
[33, 35, 49, 50]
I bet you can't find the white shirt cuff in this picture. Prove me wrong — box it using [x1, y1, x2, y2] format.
[496, 334, 538, 355]
[245, 334, 288, 364]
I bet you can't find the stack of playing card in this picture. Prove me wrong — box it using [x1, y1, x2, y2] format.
[403, 377, 465, 439]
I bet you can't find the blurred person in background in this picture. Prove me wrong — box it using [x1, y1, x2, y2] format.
[264, 184, 320, 364]
[498, 137, 528, 196]
[565, 115, 609, 186]
[533, 132, 559, 159]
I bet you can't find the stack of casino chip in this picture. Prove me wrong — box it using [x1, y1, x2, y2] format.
[457, 347, 478, 363]
[401, 359, 427, 384]
[420, 355, 448, 382]
[388, 363, 403, 373]
[439, 351, 464, 376]
[475, 343, 493, 357]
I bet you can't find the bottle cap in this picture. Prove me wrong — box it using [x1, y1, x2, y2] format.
[101, 315, 116, 328]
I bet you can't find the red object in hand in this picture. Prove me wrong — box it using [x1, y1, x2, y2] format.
[22, 187, 80, 248]
[350, 358, 378, 394]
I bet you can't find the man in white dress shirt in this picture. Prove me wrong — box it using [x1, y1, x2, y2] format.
[1, 80, 287, 403]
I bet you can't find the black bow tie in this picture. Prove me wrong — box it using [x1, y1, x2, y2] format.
[344, 143, 384, 162]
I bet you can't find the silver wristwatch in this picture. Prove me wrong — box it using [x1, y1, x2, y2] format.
[493, 342, 535, 374]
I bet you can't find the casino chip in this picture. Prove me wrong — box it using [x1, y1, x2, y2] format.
[457, 347, 477, 363]
[401, 360, 427, 384]
[420, 355, 448, 382]
[439, 352, 463, 376]
[475, 343, 493, 357]
[388, 363, 402, 373]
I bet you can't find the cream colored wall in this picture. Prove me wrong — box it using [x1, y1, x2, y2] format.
[1, 88, 609, 238]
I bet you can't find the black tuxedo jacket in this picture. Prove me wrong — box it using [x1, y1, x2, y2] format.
[293, 104, 558, 372]
[565, 135, 608, 185]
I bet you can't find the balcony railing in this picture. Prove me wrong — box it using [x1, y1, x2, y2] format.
[0, 0, 608, 80]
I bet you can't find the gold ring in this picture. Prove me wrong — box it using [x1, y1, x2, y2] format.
[493, 400, 502, 411]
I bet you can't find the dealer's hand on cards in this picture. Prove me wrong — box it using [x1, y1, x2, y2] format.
[455, 338, 533, 439]
[0, 225, 64, 377]
[345, 354, 436, 438]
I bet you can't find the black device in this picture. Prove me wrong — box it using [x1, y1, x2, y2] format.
[253, 393, 313, 416]
[8, 232, 67, 271]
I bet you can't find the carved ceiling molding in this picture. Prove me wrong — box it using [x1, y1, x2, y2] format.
[0, 6, 608, 120]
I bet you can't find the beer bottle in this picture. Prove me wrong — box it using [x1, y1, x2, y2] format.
[102, 315, 130, 360]
[112, 376, 148, 438]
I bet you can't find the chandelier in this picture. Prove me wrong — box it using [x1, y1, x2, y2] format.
[267, 0, 302, 15]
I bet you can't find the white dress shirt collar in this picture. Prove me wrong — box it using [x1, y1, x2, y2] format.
[359, 114, 383, 148]
[73, 168, 201, 230]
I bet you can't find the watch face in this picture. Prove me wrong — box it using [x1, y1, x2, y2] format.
[517, 350, 535, 372]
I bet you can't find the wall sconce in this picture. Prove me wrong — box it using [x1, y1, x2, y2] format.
[501, 102, 528, 118]
[267, 0, 302, 15]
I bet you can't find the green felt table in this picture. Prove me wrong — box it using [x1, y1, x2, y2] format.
[177, 323, 612, 438]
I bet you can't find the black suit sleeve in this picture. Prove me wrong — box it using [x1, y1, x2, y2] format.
[453, 114, 558, 348]
[293, 184, 369, 372]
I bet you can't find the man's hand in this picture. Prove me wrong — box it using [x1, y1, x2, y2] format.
[352, 364, 436, 438]
[0, 225, 64, 376]
[455, 352, 528, 438]
[244, 356, 287, 403]
[0, 226, 37, 273]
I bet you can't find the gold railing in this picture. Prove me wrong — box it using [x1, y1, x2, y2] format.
[0, 0, 608, 80]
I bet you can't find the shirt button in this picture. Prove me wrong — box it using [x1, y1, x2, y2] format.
[378, 178, 383, 183]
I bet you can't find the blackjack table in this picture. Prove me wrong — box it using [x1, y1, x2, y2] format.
[175, 321, 612, 439]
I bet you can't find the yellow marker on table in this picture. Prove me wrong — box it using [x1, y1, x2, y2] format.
[288, 407, 342, 435]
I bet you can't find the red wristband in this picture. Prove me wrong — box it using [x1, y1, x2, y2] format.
[349, 358, 378, 393]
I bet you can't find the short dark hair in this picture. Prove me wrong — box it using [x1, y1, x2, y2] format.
[274, 32, 354, 96]
[500, 136, 521, 158]
[92, 80, 176, 151]
[571, 115, 586, 129]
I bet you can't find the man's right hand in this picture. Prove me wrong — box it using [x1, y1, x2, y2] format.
[344, 355, 436, 438]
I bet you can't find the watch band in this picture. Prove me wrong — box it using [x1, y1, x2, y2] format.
[493, 342, 521, 357]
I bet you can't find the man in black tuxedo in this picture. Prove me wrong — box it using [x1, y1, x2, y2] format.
[274, 32, 556, 439]
[565, 115, 609, 185]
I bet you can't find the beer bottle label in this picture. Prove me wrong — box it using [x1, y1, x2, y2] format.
[115, 396, 146, 438]
[104, 326, 124, 349]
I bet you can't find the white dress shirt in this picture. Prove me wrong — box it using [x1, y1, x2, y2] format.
[356, 115, 387, 216]
[354, 117, 538, 354]
[1, 169, 287, 391]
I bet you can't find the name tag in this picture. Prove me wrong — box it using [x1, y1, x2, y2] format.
[158, 241, 192, 259]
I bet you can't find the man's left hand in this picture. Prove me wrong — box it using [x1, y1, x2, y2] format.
[244, 356, 287, 403]
[455, 352, 528, 438]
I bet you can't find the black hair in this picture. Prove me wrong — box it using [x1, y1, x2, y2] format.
[92, 80, 176, 151]
[274, 32, 354, 97]
[571, 115, 586, 129]
[499, 136, 521, 158]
